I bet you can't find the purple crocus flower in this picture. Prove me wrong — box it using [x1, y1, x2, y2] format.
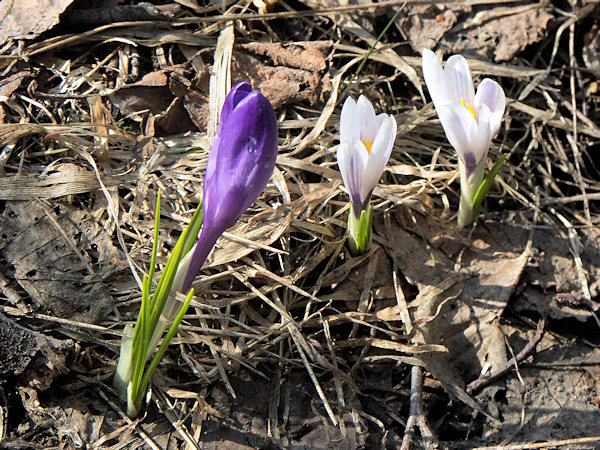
[181, 82, 278, 292]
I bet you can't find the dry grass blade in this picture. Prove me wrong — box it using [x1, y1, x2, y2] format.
[207, 22, 234, 139]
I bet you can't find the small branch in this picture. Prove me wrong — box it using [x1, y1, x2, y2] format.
[466, 316, 546, 395]
[401, 366, 438, 450]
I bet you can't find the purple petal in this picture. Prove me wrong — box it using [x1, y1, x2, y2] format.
[184, 83, 278, 291]
[462, 151, 478, 179]
[182, 227, 221, 293]
[220, 82, 253, 125]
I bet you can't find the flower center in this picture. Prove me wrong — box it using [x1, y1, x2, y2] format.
[361, 140, 373, 154]
[461, 98, 477, 120]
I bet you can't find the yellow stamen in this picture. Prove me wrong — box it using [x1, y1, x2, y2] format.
[362, 140, 373, 154]
[461, 97, 477, 120]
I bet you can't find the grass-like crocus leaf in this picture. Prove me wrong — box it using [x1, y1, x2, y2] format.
[472, 154, 508, 218]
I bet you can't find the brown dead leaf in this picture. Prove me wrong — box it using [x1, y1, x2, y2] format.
[0, 0, 75, 45]
[107, 68, 195, 135]
[377, 210, 531, 390]
[513, 224, 600, 322]
[0, 200, 125, 323]
[444, 6, 554, 62]
[396, 5, 459, 52]
[0, 69, 32, 123]
[180, 41, 333, 129]
[113, 41, 333, 132]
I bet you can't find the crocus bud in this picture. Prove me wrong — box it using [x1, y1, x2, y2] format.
[182, 82, 278, 291]
[337, 95, 397, 218]
[421, 49, 505, 227]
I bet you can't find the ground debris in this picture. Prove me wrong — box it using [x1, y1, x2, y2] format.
[379, 211, 531, 388]
[441, 4, 554, 61]
[0, 200, 123, 324]
[1, 0, 600, 447]
[0, 0, 75, 46]
[396, 4, 461, 52]
[0, 313, 75, 390]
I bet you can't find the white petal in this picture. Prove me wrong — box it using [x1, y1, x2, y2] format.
[473, 104, 494, 164]
[362, 115, 396, 201]
[337, 141, 368, 206]
[356, 95, 377, 141]
[474, 78, 505, 134]
[438, 102, 478, 160]
[340, 96, 359, 143]
[422, 48, 449, 112]
[444, 55, 475, 104]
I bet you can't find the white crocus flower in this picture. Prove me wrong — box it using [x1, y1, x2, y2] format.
[337, 95, 396, 255]
[422, 48, 505, 227]
[338, 95, 397, 217]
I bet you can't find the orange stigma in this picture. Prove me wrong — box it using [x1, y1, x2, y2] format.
[362, 140, 373, 154]
[461, 98, 477, 120]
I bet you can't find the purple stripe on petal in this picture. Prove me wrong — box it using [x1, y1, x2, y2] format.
[462, 151, 478, 179]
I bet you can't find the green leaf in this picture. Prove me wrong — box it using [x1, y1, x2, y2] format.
[182, 202, 204, 257]
[347, 204, 373, 256]
[472, 154, 508, 218]
[132, 288, 195, 415]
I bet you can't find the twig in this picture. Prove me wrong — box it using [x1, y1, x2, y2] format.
[0, 273, 29, 314]
[473, 435, 600, 449]
[400, 366, 438, 450]
[466, 316, 546, 395]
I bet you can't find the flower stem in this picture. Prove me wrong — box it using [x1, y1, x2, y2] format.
[457, 159, 485, 227]
[347, 203, 373, 256]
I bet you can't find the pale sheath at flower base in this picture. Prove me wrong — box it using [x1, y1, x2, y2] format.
[422, 48, 505, 227]
[337, 95, 396, 255]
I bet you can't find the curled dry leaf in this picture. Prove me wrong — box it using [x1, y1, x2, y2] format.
[177, 41, 334, 129]
[0, 69, 32, 123]
[108, 68, 195, 135]
[109, 42, 332, 133]
[514, 225, 600, 322]
[396, 5, 460, 52]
